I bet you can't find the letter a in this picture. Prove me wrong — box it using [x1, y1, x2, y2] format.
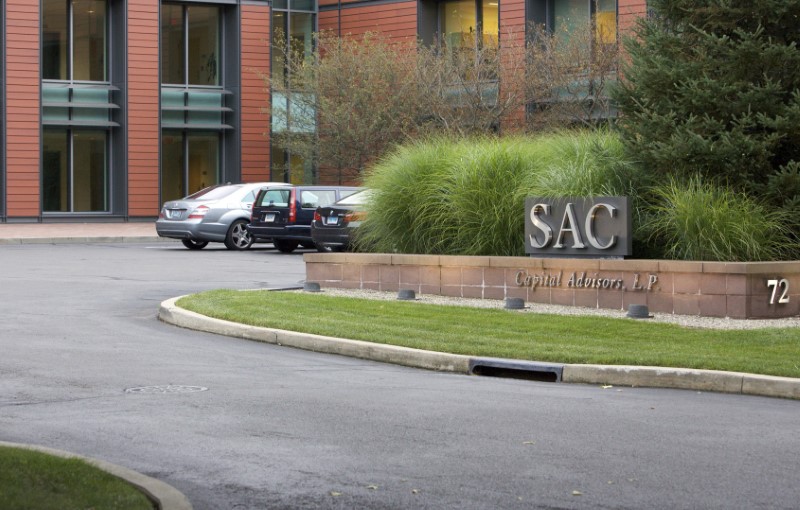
[554, 203, 586, 249]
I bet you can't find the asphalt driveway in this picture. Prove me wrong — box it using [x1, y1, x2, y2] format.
[1, 242, 798, 509]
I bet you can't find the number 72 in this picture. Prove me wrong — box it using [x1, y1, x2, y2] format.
[766, 279, 790, 305]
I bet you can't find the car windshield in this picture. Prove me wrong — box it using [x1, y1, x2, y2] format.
[335, 189, 372, 206]
[185, 185, 241, 201]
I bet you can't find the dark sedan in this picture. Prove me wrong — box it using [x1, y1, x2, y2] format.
[311, 189, 373, 252]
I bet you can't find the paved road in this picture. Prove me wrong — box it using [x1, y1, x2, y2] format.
[1, 242, 799, 509]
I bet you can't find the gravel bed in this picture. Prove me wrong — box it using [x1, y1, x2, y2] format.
[299, 287, 800, 330]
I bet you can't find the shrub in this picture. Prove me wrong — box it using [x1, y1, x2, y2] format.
[612, 0, 800, 236]
[641, 176, 792, 261]
[359, 131, 640, 256]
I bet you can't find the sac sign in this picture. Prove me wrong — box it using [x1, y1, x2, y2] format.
[524, 197, 631, 258]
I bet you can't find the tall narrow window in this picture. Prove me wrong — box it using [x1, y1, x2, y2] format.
[161, 4, 219, 86]
[41, 0, 112, 213]
[161, 3, 224, 202]
[271, 0, 317, 183]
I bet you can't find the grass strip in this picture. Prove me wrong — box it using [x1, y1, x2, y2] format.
[178, 290, 800, 378]
[0, 446, 154, 510]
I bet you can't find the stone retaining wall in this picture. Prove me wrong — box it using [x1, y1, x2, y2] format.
[304, 253, 800, 319]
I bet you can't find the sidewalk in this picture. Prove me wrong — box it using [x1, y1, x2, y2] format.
[0, 222, 165, 244]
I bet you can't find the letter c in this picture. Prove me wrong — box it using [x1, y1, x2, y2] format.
[585, 203, 617, 250]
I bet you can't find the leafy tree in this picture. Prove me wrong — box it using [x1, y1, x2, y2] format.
[269, 31, 422, 184]
[613, 0, 800, 230]
[526, 22, 620, 131]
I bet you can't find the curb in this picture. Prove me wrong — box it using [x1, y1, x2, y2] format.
[0, 236, 172, 245]
[159, 296, 470, 373]
[158, 297, 800, 400]
[0, 441, 193, 510]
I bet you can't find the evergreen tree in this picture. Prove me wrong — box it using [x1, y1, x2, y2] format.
[613, 0, 800, 224]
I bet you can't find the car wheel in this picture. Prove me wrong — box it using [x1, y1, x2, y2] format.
[181, 239, 209, 250]
[273, 239, 299, 253]
[224, 220, 253, 250]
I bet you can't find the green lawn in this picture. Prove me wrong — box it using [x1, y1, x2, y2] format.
[0, 447, 154, 510]
[178, 290, 800, 378]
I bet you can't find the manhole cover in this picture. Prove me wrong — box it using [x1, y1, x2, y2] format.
[124, 385, 208, 394]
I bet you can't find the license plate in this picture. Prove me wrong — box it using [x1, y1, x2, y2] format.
[264, 213, 276, 223]
[168, 209, 184, 220]
[326, 215, 339, 225]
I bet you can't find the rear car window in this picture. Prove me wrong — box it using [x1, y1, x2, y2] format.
[336, 189, 371, 206]
[186, 184, 241, 200]
[258, 189, 290, 207]
[301, 190, 337, 209]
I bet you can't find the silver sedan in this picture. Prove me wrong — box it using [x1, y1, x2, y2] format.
[156, 182, 283, 250]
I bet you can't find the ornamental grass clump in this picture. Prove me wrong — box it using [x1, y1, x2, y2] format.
[642, 176, 791, 262]
[525, 129, 647, 198]
[358, 131, 637, 256]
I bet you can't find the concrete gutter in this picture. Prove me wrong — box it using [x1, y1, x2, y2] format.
[158, 297, 800, 401]
[0, 441, 192, 510]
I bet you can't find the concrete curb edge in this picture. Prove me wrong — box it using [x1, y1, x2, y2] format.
[158, 297, 800, 400]
[0, 236, 173, 245]
[159, 296, 471, 373]
[0, 441, 193, 510]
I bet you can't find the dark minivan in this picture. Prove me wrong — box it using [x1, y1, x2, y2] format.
[247, 185, 360, 253]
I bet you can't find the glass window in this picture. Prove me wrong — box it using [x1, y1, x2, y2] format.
[73, 0, 106, 81]
[186, 184, 240, 200]
[162, 3, 220, 86]
[72, 131, 108, 211]
[271, 12, 287, 83]
[187, 6, 219, 86]
[482, 1, 498, 46]
[161, 131, 220, 203]
[300, 190, 336, 208]
[43, 128, 108, 212]
[43, 0, 68, 80]
[260, 189, 291, 207]
[595, 0, 616, 44]
[188, 132, 219, 191]
[43, 0, 107, 81]
[271, 1, 318, 183]
[436, 0, 498, 49]
[161, 3, 185, 85]
[538, 0, 617, 45]
[42, 130, 69, 211]
[439, 0, 477, 48]
[290, 13, 313, 63]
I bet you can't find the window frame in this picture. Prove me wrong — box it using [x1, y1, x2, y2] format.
[42, 0, 109, 83]
[42, 127, 110, 213]
[161, 2, 222, 88]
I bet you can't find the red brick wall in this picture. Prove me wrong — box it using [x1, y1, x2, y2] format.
[500, 0, 527, 133]
[5, 0, 41, 218]
[619, 0, 648, 35]
[240, 5, 271, 183]
[319, 1, 417, 40]
[127, 0, 161, 216]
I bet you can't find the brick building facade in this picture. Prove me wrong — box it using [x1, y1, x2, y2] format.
[0, 0, 647, 222]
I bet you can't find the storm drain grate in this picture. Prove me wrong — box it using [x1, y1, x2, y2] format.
[124, 385, 208, 394]
[469, 359, 563, 383]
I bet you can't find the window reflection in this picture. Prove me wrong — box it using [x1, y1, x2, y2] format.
[161, 131, 220, 202]
[43, 129, 108, 212]
[161, 3, 220, 86]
